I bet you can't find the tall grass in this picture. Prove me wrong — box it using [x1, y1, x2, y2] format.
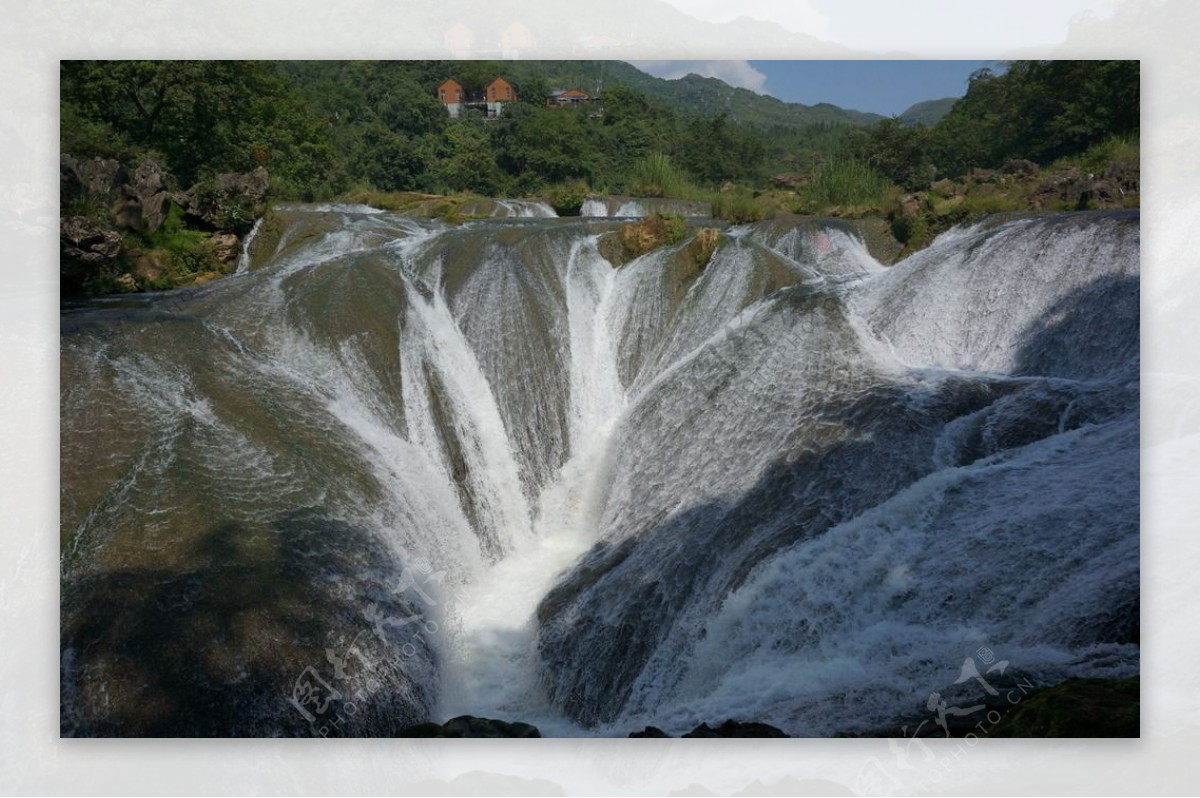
[630, 152, 707, 200]
[711, 191, 768, 224]
[796, 158, 892, 211]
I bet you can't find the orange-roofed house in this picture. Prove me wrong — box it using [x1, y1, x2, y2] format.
[438, 78, 465, 118]
[485, 77, 517, 117]
[547, 88, 590, 107]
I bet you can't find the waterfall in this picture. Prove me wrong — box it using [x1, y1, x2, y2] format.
[492, 199, 557, 218]
[235, 216, 263, 274]
[60, 208, 1139, 736]
[580, 198, 609, 217]
[614, 200, 646, 218]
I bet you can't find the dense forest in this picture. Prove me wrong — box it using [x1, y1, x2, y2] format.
[61, 59, 1138, 201]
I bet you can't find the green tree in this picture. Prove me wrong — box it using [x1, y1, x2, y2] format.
[350, 123, 431, 192]
[849, 117, 935, 191]
[433, 120, 507, 195]
[929, 60, 1140, 176]
[492, 105, 596, 188]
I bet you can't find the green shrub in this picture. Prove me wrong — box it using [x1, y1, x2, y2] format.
[1073, 135, 1140, 176]
[216, 196, 258, 236]
[547, 180, 589, 216]
[138, 204, 219, 276]
[890, 213, 926, 246]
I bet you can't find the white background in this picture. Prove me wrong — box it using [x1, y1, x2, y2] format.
[2, 0, 1196, 793]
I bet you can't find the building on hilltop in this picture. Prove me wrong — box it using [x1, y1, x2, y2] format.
[485, 77, 517, 117]
[547, 88, 591, 107]
[436, 76, 517, 119]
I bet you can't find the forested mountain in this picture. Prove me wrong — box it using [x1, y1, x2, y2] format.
[61, 59, 1138, 203]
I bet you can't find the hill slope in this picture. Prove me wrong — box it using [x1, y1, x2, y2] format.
[899, 96, 958, 126]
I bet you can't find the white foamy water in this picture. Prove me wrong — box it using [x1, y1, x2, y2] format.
[61, 210, 1139, 736]
[580, 198, 609, 217]
[235, 216, 263, 274]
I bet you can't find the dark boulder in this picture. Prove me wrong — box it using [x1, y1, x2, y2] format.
[78, 157, 128, 199]
[111, 185, 143, 231]
[61, 215, 122, 262]
[682, 720, 789, 738]
[129, 160, 177, 233]
[628, 726, 671, 738]
[60, 155, 84, 204]
[183, 167, 269, 234]
[400, 715, 542, 737]
[209, 232, 241, 268]
[1077, 178, 1123, 210]
[141, 191, 175, 234]
[60, 215, 125, 294]
[132, 159, 170, 198]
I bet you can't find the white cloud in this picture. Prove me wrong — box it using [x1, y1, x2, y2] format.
[629, 60, 769, 93]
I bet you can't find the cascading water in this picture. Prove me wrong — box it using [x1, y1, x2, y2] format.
[580, 198, 609, 218]
[60, 206, 1138, 736]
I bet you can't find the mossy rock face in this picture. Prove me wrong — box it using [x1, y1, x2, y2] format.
[595, 231, 626, 268]
[989, 677, 1139, 737]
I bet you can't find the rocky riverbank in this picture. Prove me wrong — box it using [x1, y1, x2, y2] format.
[60, 155, 269, 296]
[399, 678, 1138, 738]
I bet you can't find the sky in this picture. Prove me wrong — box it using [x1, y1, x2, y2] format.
[653, 0, 1120, 52]
[630, 60, 999, 116]
[751, 60, 996, 116]
[637, 0, 1122, 114]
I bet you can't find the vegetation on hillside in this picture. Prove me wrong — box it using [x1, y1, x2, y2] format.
[60, 59, 1140, 293]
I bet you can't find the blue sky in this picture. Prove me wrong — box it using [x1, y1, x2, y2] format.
[631, 60, 1001, 117]
[750, 60, 998, 116]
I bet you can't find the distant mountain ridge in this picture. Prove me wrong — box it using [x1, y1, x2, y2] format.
[628, 69, 885, 128]
[477, 60, 885, 129]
